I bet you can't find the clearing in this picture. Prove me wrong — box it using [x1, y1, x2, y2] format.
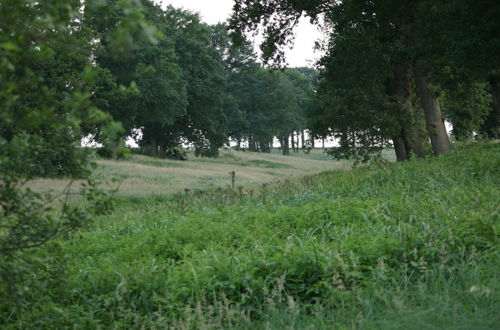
[29, 148, 392, 196]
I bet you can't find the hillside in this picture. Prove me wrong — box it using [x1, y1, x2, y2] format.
[9, 143, 500, 328]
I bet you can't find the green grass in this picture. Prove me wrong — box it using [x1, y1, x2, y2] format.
[8, 143, 500, 328]
[27, 148, 352, 196]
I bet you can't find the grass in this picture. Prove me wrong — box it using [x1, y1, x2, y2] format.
[27, 148, 356, 196]
[6, 143, 499, 328]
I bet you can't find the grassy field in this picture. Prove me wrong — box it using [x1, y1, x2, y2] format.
[28, 148, 366, 196]
[7, 143, 499, 328]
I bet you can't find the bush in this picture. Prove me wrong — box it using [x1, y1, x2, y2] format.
[164, 146, 189, 161]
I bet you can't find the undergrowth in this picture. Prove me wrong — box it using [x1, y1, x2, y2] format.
[2, 142, 499, 329]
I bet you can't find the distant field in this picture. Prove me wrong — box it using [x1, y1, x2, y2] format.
[30, 148, 388, 196]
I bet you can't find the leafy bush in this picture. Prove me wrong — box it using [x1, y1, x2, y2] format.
[0, 0, 148, 323]
[164, 146, 189, 161]
[0, 136, 119, 316]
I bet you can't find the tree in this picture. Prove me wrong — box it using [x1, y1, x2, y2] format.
[85, 0, 188, 156]
[212, 23, 257, 149]
[442, 82, 492, 140]
[230, 0, 499, 159]
[436, 0, 500, 138]
[162, 6, 228, 157]
[0, 0, 149, 316]
[89, 3, 229, 158]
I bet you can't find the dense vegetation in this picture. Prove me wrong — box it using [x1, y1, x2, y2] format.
[1, 0, 499, 328]
[2, 142, 499, 327]
[83, 0, 319, 158]
[231, 0, 500, 160]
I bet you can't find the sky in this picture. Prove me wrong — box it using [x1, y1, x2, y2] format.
[158, 0, 323, 67]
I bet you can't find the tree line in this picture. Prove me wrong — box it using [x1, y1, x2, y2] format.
[1, 0, 499, 177]
[1, 0, 319, 182]
[231, 0, 500, 162]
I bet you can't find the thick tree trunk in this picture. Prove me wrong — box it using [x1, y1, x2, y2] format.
[404, 128, 426, 157]
[393, 134, 408, 162]
[301, 130, 306, 149]
[290, 132, 295, 152]
[322, 138, 325, 149]
[311, 137, 315, 148]
[390, 65, 427, 158]
[416, 76, 452, 156]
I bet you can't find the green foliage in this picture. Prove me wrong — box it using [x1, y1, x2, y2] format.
[226, 65, 315, 154]
[2, 0, 498, 325]
[0, 136, 118, 315]
[0, 0, 148, 320]
[89, 3, 232, 158]
[230, 0, 500, 160]
[442, 82, 492, 140]
[310, 20, 403, 163]
[2, 143, 498, 327]
[163, 146, 189, 161]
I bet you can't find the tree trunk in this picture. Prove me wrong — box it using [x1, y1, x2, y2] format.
[290, 132, 295, 152]
[295, 131, 298, 153]
[150, 136, 158, 157]
[393, 134, 408, 162]
[483, 76, 500, 138]
[416, 76, 452, 156]
[322, 138, 325, 149]
[236, 138, 241, 150]
[248, 136, 258, 152]
[405, 114, 427, 157]
[490, 82, 500, 137]
[260, 139, 271, 153]
[282, 135, 290, 155]
[390, 65, 427, 158]
[158, 144, 164, 158]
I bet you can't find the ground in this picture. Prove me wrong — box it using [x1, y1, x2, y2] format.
[29, 148, 395, 196]
[7, 143, 500, 328]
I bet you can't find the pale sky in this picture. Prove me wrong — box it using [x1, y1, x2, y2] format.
[158, 0, 323, 67]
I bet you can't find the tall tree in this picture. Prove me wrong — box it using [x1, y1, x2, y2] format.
[163, 6, 228, 157]
[0, 0, 150, 315]
[230, 0, 499, 159]
[85, 0, 188, 156]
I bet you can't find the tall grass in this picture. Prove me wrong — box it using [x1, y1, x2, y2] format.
[5, 143, 499, 328]
[27, 149, 349, 197]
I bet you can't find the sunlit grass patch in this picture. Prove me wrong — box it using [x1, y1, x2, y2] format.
[27, 148, 349, 196]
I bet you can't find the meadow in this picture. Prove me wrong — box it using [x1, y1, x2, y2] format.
[7, 143, 500, 328]
[28, 148, 360, 196]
